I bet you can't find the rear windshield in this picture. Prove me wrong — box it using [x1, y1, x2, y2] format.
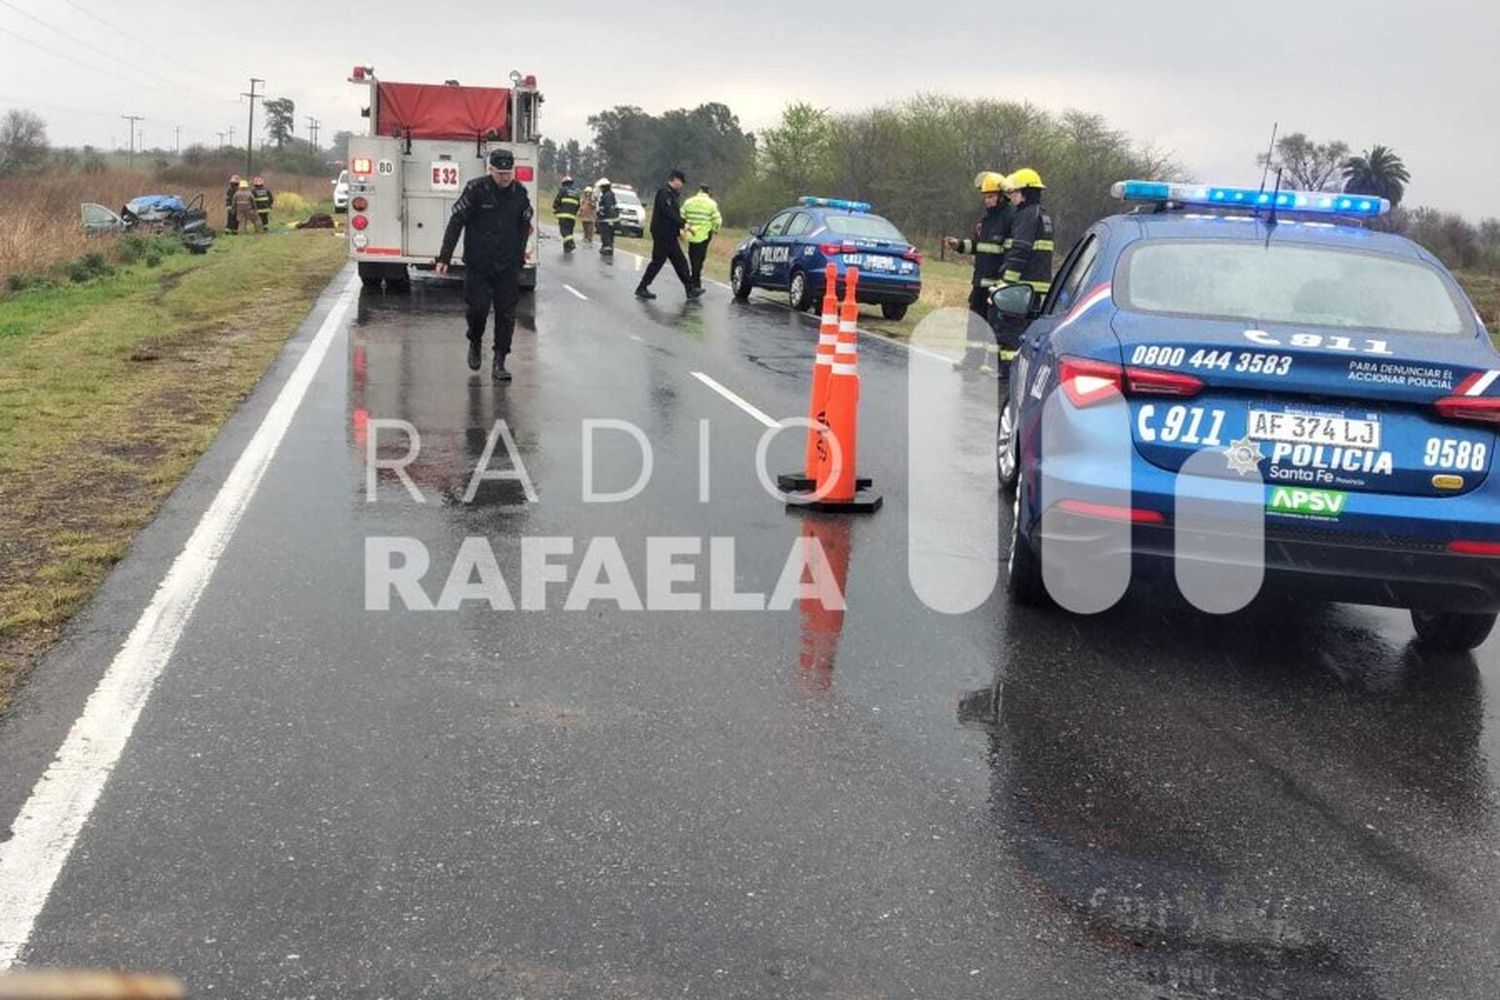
[822, 213, 906, 242]
[1118, 239, 1469, 337]
[615, 190, 642, 206]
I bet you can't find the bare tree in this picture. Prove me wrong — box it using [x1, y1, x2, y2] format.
[1258, 133, 1350, 191]
[0, 108, 48, 175]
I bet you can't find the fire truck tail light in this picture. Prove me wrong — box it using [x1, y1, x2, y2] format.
[515, 166, 535, 182]
[351, 157, 373, 176]
[351, 214, 368, 230]
[351, 196, 368, 212]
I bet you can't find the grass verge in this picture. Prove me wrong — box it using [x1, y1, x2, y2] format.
[0, 228, 347, 709]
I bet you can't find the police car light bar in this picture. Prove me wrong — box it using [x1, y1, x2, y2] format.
[1110, 180, 1390, 217]
[800, 196, 870, 213]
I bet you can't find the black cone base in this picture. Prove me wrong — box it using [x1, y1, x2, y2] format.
[784, 488, 884, 514]
[777, 472, 872, 493]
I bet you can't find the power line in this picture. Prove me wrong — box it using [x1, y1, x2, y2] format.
[0, 0, 186, 95]
[57, 0, 156, 52]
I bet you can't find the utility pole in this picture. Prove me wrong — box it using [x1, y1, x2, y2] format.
[227, 125, 236, 149]
[216, 131, 227, 149]
[305, 115, 320, 151]
[174, 124, 183, 155]
[120, 114, 143, 168]
[241, 77, 264, 176]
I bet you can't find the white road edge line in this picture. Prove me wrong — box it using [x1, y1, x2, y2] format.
[0, 271, 362, 970]
[691, 371, 781, 429]
[562, 283, 588, 301]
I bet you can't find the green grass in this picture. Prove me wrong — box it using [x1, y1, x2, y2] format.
[0, 227, 347, 708]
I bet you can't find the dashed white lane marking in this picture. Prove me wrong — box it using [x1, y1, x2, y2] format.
[0, 272, 362, 970]
[562, 283, 588, 301]
[691, 372, 781, 429]
[628, 334, 644, 342]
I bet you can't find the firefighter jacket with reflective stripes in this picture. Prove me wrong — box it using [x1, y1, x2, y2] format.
[953, 202, 1014, 287]
[552, 187, 581, 221]
[597, 188, 619, 221]
[438, 176, 534, 271]
[1000, 197, 1055, 293]
[251, 184, 273, 212]
[681, 192, 722, 244]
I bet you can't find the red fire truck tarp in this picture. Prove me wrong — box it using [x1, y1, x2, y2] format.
[375, 82, 510, 140]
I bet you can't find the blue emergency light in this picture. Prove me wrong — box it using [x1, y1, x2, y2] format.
[800, 196, 871, 213]
[1110, 180, 1390, 217]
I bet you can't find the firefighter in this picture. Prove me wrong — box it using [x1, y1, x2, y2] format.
[224, 174, 241, 233]
[991, 167, 1055, 380]
[578, 186, 597, 245]
[553, 175, 581, 253]
[944, 171, 1014, 373]
[596, 178, 618, 256]
[233, 180, 263, 233]
[681, 183, 722, 292]
[434, 148, 535, 382]
[635, 169, 700, 300]
[250, 175, 274, 229]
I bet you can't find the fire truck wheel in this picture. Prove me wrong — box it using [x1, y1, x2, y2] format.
[358, 263, 383, 288]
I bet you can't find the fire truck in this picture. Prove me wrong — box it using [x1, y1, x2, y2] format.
[344, 66, 542, 291]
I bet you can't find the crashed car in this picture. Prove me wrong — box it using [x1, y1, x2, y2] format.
[81, 193, 215, 252]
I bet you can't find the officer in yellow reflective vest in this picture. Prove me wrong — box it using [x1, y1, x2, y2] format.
[552, 175, 581, 253]
[991, 167, 1054, 381]
[680, 184, 722, 292]
[945, 170, 1014, 372]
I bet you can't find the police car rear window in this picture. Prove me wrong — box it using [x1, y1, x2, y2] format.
[822, 214, 905, 241]
[1118, 240, 1468, 337]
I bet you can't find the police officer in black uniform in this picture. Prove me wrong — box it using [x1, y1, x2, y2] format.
[945, 171, 1014, 373]
[435, 148, 534, 382]
[992, 167, 1055, 383]
[635, 169, 702, 301]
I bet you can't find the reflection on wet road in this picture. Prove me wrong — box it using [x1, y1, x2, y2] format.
[8, 246, 1500, 998]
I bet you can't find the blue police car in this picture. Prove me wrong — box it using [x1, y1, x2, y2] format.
[729, 197, 922, 319]
[998, 180, 1500, 649]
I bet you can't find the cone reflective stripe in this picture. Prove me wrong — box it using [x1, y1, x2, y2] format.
[803, 264, 840, 479]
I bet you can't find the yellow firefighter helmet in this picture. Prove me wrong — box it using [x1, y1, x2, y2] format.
[1006, 167, 1046, 190]
[974, 171, 1010, 194]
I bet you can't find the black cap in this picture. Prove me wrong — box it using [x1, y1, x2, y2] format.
[488, 149, 515, 170]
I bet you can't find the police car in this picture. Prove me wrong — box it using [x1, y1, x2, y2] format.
[730, 197, 922, 320]
[998, 180, 1500, 650]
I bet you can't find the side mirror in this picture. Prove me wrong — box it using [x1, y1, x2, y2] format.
[991, 283, 1038, 320]
[750, 223, 765, 238]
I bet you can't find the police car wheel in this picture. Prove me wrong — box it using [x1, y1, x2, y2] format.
[1007, 471, 1048, 606]
[730, 259, 753, 301]
[881, 302, 908, 321]
[1410, 609, 1497, 652]
[787, 269, 812, 312]
[996, 395, 1018, 493]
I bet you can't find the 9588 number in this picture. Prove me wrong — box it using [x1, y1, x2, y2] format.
[1424, 437, 1488, 472]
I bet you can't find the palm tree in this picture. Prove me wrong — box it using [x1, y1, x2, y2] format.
[1342, 145, 1411, 207]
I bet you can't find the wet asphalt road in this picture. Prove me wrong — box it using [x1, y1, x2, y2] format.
[4, 236, 1500, 998]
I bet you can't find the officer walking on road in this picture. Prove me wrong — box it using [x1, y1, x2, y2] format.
[596, 178, 618, 257]
[434, 148, 535, 382]
[553, 175, 581, 254]
[635, 170, 702, 300]
[681, 183, 722, 292]
[945, 171, 1014, 373]
[991, 168, 1055, 381]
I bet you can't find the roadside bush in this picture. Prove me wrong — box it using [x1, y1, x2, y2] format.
[116, 233, 152, 264]
[64, 251, 114, 283]
[5, 271, 52, 294]
[144, 251, 163, 268]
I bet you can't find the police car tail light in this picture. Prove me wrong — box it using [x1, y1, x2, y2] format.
[1434, 395, 1500, 425]
[1055, 499, 1167, 525]
[1111, 179, 1390, 217]
[903, 246, 923, 263]
[1125, 366, 1204, 398]
[1449, 539, 1500, 557]
[1058, 356, 1124, 408]
[819, 242, 855, 256]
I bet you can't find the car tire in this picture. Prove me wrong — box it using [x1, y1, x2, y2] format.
[787, 269, 813, 312]
[1007, 470, 1049, 606]
[1410, 609, 1497, 651]
[881, 302, 909, 321]
[996, 393, 1019, 494]
[730, 258, 753, 301]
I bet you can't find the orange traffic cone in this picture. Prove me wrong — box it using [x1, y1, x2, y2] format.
[786, 267, 882, 513]
[778, 265, 840, 493]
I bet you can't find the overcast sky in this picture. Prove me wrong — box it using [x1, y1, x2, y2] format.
[3, 0, 1495, 216]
